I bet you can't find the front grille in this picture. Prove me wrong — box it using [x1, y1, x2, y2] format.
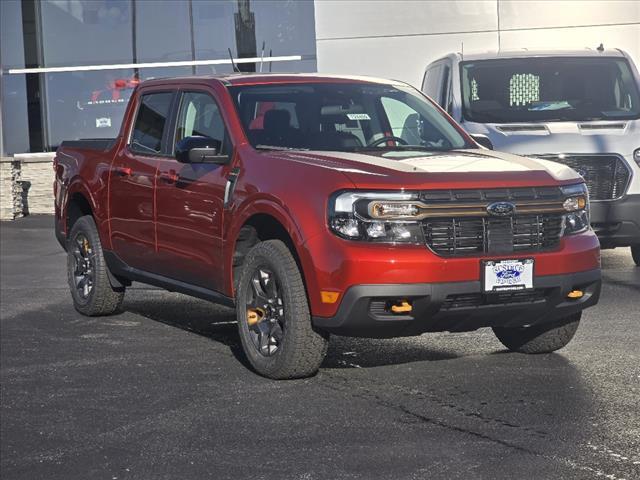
[423, 214, 563, 256]
[441, 289, 549, 310]
[534, 154, 630, 200]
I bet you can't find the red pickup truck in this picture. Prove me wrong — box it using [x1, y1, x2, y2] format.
[54, 74, 601, 379]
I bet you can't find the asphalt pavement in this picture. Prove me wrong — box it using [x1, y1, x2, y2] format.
[1, 215, 639, 480]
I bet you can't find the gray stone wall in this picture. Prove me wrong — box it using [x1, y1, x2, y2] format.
[0, 153, 55, 220]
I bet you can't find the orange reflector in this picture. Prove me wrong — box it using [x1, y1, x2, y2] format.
[321, 291, 340, 304]
[567, 290, 584, 299]
[577, 197, 587, 209]
[390, 301, 412, 313]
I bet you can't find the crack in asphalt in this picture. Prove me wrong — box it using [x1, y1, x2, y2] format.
[318, 371, 636, 480]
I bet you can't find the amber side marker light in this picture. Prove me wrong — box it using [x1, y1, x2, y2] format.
[321, 291, 340, 304]
[567, 290, 584, 299]
[390, 300, 413, 313]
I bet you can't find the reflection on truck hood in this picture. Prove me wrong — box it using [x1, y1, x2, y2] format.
[266, 148, 582, 188]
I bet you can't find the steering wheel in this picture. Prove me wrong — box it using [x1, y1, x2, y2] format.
[366, 135, 409, 147]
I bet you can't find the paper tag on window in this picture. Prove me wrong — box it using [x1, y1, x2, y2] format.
[346, 113, 371, 121]
[96, 117, 112, 128]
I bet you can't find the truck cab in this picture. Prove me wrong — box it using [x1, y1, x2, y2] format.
[422, 49, 640, 263]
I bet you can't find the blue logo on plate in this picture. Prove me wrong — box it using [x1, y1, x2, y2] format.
[496, 269, 521, 280]
[487, 201, 516, 217]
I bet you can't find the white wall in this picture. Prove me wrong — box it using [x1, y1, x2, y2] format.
[314, 0, 640, 87]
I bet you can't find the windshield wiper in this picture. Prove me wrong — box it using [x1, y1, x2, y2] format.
[254, 144, 309, 151]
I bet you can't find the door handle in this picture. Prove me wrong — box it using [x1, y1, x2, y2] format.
[159, 170, 179, 183]
[113, 166, 132, 177]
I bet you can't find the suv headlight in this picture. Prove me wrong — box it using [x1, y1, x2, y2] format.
[329, 191, 425, 244]
[560, 183, 590, 235]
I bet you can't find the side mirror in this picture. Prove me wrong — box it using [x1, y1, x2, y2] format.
[175, 136, 229, 164]
[470, 134, 494, 150]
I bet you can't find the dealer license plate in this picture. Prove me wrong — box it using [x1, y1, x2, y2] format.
[483, 259, 534, 293]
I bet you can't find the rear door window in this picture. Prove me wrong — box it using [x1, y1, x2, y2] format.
[130, 92, 174, 154]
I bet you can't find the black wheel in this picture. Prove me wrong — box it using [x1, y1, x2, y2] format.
[67, 215, 124, 316]
[492, 312, 581, 354]
[631, 245, 640, 266]
[236, 240, 329, 379]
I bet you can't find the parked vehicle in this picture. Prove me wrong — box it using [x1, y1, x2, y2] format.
[422, 49, 640, 264]
[54, 74, 601, 379]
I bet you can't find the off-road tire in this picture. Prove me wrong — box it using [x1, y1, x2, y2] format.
[631, 245, 640, 266]
[67, 215, 124, 316]
[492, 312, 581, 354]
[236, 240, 329, 379]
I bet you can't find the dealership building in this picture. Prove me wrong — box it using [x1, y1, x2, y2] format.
[0, 0, 638, 216]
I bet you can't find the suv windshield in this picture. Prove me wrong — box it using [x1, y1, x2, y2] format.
[228, 82, 472, 152]
[461, 57, 640, 123]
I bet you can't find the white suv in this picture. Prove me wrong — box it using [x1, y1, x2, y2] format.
[422, 49, 640, 264]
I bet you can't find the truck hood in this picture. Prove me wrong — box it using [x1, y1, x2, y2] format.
[266, 148, 582, 190]
[465, 120, 639, 157]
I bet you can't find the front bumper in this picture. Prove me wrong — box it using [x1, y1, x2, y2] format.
[590, 194, 640, 248]
[312, 269, 601, 338]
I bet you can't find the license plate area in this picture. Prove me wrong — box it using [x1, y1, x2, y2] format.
[482, 259, 534, 293]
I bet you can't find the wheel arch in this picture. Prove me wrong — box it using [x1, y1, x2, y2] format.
[62, 177, 111, 251]
[226, 202, 309, 297]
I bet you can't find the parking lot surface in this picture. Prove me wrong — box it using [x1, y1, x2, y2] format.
[1, 215, 639, 480]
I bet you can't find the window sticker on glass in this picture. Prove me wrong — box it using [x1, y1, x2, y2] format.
[95, 117, 112, 128]
[346, 113, 371, 121]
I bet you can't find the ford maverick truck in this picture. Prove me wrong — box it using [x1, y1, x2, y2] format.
[54, 74, 601, 379]
[422, 49, 640, 264]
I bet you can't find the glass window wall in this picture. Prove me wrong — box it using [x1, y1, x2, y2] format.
[2, 0, 318, 153]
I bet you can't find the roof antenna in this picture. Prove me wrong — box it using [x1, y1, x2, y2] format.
[228, 48, 240, 72]
[268, 48, 273, 73]
[259, 40, 266, 73]
[597, 43, 604, 53]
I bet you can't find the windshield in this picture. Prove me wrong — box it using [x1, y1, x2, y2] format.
[461, 57, 640, 123]
[228, 82, 472, 152]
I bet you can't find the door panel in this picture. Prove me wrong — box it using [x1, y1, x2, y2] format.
[109, 152, 158, 269]
[153, 90, 231, 291]
[153, 159, 228, 290]
[109, 91, 173, 271]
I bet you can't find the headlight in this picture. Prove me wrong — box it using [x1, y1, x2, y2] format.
[329, 191, 424, 244]
[634, 148, 640, 167]
[560, 183, 590, 235]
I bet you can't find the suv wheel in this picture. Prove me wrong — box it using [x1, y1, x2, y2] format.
[631, 245, 640, 266]
[236, 240, 329, 379]
[492, 312, 581, 354]
[67, 215, 125, 316]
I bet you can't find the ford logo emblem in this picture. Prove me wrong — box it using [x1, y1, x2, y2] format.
[487, 201, 516, 217]
[496, 269, 521, 280]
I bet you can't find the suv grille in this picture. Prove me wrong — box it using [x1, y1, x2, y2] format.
[418, 187, 565, 257]
[534, 154, 630, 200]
[423, 214, 563, 256]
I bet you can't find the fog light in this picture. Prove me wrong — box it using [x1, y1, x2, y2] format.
[567, 290, 584, 299]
